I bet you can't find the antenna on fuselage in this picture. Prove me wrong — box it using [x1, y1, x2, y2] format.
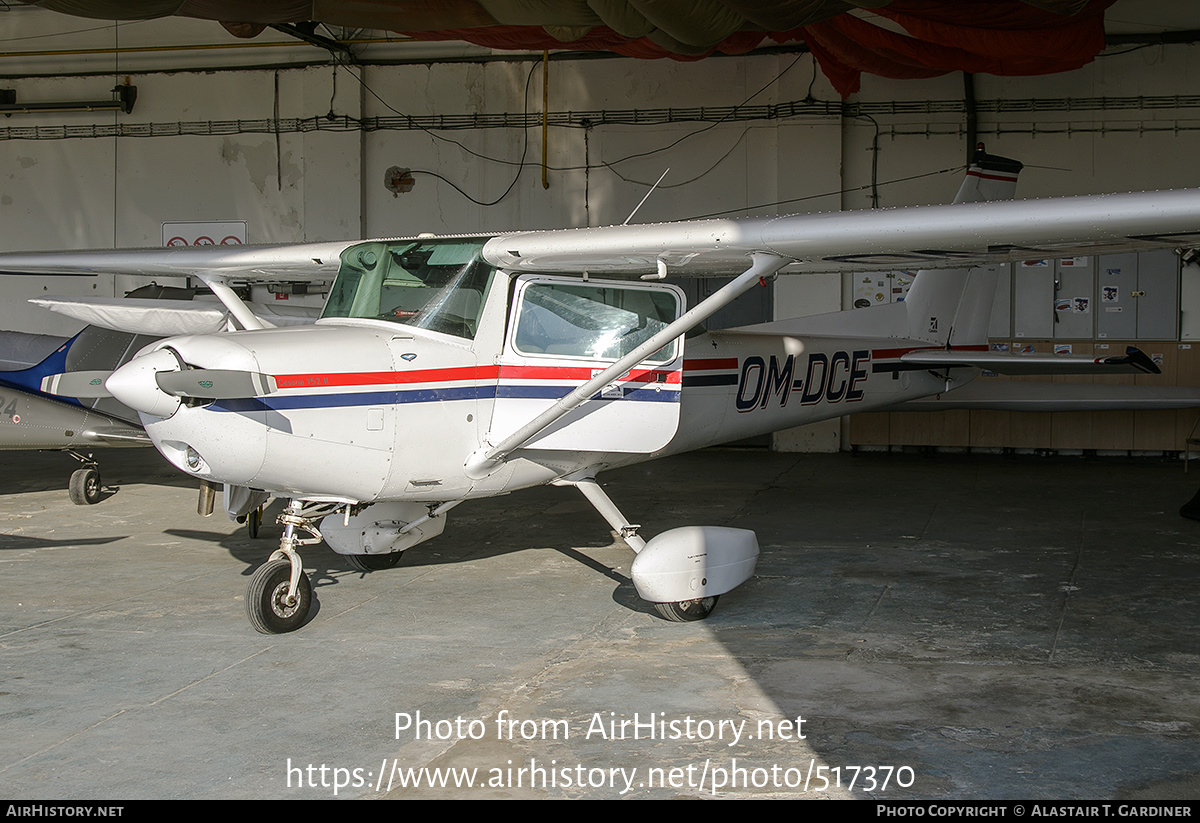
[622, 168, 670, 226]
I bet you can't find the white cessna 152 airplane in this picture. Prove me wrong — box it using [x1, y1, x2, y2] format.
[2, 148, 1197, 634]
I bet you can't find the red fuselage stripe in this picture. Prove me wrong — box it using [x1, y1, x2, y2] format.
[274, 364, 681, 389]
[683, 358, 739, 371]
[870, 344, 989, 360]
[274, 346, 989, 390]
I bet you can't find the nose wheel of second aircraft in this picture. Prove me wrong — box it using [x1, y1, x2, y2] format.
[65, 452, 104, 505]
[68, 466, 102, 506]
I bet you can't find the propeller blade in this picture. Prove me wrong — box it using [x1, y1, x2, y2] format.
[154, 369, 277, 399]
[40, 371, 114, 398]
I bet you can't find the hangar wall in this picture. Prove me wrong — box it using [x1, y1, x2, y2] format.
[840, 48, 1200, 456]
[1, 18, 1199, 454]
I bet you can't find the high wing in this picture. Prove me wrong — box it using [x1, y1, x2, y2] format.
[0, 243, 348, 333]
[482, 188, 1200, 275]
[1, 189, 1199, 285]
[0, 241, 351, 282]
[1, 189, 1199, 283]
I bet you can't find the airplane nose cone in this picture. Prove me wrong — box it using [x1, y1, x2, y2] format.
[105, 348, 183, 418]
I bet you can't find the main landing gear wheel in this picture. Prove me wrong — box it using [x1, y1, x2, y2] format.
[246, 558, 312, 634]
[246, 505, 263, 539]
[68, 467, 102, 506]
[345, 552, 404, 572]
[653, 595, 720, 623]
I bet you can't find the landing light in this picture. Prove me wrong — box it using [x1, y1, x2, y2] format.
[185, 447, 204, 472]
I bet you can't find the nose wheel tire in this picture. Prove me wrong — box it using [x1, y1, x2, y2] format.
[68, 467, 102, 506]
[653, 595, 719, 622]
[345, 552, 404, 572]
[246, 558, 312, 634]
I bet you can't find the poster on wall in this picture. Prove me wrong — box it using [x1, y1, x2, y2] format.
[161, 221, 247, 247]
[852, 271, 915, 308]
[853, 274, 889, 308]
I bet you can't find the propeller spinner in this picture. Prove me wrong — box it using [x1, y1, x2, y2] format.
[41, 347, 277, 417]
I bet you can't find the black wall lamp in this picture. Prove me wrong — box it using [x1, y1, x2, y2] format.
[1, 84, 137, 116]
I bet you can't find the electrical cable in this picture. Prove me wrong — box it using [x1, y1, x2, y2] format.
[590, 54, 805, 171]
[611, 128, 751, 189]
[342, 53, 805, 178]
[337, 53, 808, 206]
[0, 19, 151, 43]
[402, 60, 539, 206]
[1096, 44, 1155, 58]
[678, 164, 964, 220]
[853, 112, 881, 208]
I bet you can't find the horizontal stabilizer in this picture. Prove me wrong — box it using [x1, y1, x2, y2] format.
[41, 370, 114, 398]
[155, 369, 277, 399]
[894, 381, 1200, 412]
[900, 346, 1160, 375]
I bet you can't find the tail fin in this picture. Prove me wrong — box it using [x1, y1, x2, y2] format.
[951, 146, 1022, 205]
[902, 145, 1023, 346]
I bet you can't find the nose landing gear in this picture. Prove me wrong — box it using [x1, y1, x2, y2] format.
[245, 500, 339, 634]
[245, 557, 312, 634]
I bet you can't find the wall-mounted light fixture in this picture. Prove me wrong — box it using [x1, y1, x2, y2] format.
[1, 84, 137, 116]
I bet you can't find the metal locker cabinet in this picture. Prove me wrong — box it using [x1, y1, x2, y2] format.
[1135, 249, 1179, 339]
[1096, 252, 1139, 340]
[1053, 257, 1094, 340]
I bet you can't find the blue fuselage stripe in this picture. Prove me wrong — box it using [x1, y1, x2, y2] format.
[211, 384, 680, 412]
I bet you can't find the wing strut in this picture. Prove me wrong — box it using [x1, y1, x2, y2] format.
[464, 252, 789, 478]
[563, 475, 647, 552]
[194, 273, 272, 331]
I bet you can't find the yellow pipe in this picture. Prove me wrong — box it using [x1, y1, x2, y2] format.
[0, 37, 412, 60]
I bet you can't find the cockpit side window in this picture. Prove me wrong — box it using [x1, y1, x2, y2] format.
[512, 281, 680, 364]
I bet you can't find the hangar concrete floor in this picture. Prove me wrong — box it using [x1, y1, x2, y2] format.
[1, 446, 1199, 800]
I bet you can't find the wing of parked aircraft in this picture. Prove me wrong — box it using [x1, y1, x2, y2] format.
[29, 296, 321, 336]
[1, 188, 1199, 283]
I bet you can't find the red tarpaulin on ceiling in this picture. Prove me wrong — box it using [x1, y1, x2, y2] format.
[25, 0, 1119, 97]
[398, 0, 1116, 97]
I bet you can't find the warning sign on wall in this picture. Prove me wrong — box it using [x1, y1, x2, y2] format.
[161, 221, 247, 247]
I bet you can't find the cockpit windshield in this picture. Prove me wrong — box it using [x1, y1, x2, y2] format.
[321, 239, 495, 340]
